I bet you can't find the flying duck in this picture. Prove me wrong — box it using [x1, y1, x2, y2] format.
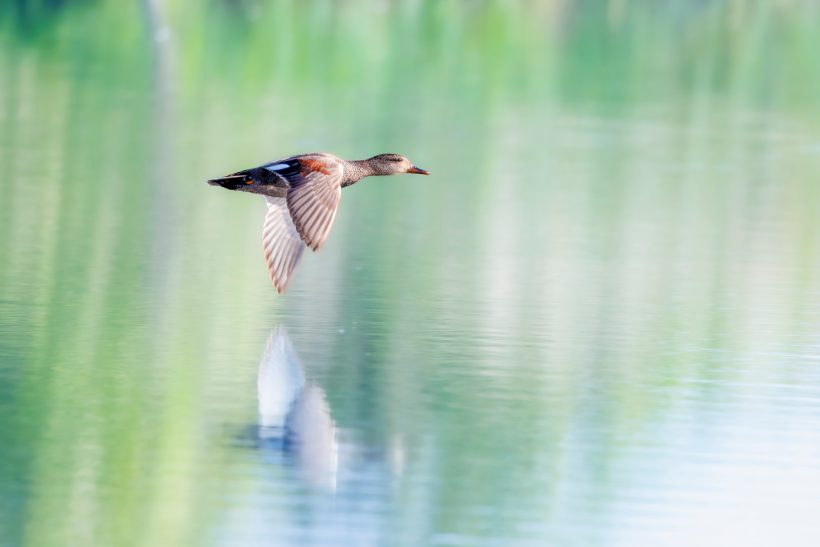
[207, 152, 428, 293]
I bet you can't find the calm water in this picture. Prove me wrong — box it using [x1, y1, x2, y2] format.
[2, 1, 820, 546]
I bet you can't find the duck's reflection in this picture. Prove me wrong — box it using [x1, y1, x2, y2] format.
[256, 327, 339, 490]
[226, 327, 408, 543]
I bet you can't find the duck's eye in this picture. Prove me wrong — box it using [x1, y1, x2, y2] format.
[390, 157, 402, 162]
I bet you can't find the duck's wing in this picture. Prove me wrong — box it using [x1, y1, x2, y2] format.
[263, 197, 307, 294]
[262, 154, 343, 251]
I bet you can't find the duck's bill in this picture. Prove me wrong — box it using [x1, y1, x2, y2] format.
[407, 166, 429, 175]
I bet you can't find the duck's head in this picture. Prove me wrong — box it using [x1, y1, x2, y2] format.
[367, 154, 429, 176]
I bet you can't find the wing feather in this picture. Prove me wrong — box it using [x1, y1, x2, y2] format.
[262, 197, 306, 294]
[285, 156, 343, 251]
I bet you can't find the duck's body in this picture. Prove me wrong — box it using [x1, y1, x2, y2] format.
[208, 152, 427, 293]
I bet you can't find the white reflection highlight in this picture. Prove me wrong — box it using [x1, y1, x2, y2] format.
[257, 327, 338, 490]
[257, 327, 305, 429]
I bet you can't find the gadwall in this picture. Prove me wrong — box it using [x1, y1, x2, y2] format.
[207, 152, 428, 293]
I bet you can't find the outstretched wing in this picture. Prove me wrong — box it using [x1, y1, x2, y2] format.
[262, 155, 343, 251]
[262, 197, 307, 294]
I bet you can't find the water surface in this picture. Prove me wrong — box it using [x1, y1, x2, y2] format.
[1, 2, 820, 546]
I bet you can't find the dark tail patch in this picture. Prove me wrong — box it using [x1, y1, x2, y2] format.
[207, 174, 251, 190]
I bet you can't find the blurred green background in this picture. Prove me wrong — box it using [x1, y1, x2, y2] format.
[2, 1, 820, 546]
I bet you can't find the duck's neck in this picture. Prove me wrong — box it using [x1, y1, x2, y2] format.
[342, 159, 377, 187]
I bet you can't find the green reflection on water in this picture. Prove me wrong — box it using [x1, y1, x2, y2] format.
[1, 1, 820, 546]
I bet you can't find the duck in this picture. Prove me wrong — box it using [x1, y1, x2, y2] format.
[207, 152, 428, 293]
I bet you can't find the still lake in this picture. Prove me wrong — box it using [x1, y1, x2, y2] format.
[2, 2, 820, 546]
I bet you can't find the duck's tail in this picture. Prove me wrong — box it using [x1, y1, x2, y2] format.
[207, 174, 248, 190]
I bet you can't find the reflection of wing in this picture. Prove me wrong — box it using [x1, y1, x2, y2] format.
[286, 385, 338, 490]
[257, 327, 305, 428]
[262, 197, 306, 294]
[256, 326, 339, 489]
